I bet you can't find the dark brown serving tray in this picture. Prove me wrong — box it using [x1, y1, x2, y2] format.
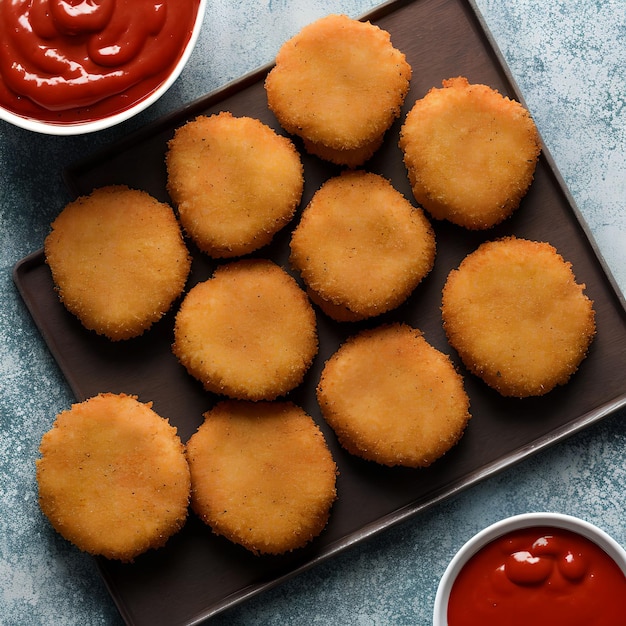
[14, 0, 626, 624]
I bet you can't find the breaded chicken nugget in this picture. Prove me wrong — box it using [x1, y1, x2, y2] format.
[186, 400, 338, 555]
[44, 185, 191, 341]
[166, 112, 304, 257]
[36, 393, 190, 562]
[265, 14, 411, 167]
[172, 259, 318, 400]
[399, 77, 541, 229]
[441, 237, 596, 397]
[290, 171, 436, 322]
[317, 323, 471, 467]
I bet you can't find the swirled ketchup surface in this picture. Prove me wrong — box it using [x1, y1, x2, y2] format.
[447, 526, 626, 626]
[0, 0, 201, 125]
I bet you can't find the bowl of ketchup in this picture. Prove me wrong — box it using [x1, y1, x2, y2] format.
[434, 512, 626, 626]
[0, 0, 206, 135]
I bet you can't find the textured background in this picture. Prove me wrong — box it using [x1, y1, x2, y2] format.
[0, 1, 624, 624]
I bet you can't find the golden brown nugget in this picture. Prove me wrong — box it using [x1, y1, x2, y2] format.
[265, 14, 411, 166]
[399, 77, 541, 229]
[172, 259, 318, 400]
[166, 112, 304, 257]
[441, 237, 596, 397]
[290, 171, 436, 322]
[36, 393, 190, 562]
[317, 324, 471, 468]
[186, 400, 338, 555]
[44, 185, 191, 341]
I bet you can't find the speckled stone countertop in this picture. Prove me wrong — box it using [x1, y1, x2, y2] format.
[1, 1, 624, 624]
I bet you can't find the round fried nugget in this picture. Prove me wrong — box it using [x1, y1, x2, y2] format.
[172, 259, 318, 400]
[399, 77, 541, 229]
[290, 171, 436, 321]
[44, 185, 191, 341]
[36, 393, 190, 562]
[166, 112, 304, 257]
[317, 323, 471, 467]
[186, 400, 338, 555]
[265, 14, 411, 166]
[441, 237, 596, 397]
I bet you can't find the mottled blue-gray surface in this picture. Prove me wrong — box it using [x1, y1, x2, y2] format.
[1, 1, 624, 625]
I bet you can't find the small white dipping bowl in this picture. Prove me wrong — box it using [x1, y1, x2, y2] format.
[0, 0, 206, 136]
[433, 512, 626, 626]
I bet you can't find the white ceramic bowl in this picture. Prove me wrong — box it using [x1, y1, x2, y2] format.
[0, 0, 206, 136]
[433, 512, 626, 625]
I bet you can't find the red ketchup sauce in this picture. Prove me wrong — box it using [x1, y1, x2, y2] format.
[447, 526, 626, 626]
[0, 0, 201, 125]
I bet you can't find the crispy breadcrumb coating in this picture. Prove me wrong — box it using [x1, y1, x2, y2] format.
[166, 112, 304, 258]
[36, 393, 190, 562]
[186, 400, 337, 555]
[44, 185, 191, 340]
[441, 237, 596, 397]
[290, 171, 436, 321]
[265, 14, 411, 166]
[399, 77, 540, 229]
[317, 323, 471, 467]
[173, 259, 318, 400]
